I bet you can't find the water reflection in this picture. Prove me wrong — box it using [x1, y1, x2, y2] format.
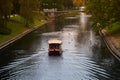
[0, 12, 120, 80]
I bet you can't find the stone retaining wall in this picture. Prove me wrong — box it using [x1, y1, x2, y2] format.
[99, 30, 120, 61]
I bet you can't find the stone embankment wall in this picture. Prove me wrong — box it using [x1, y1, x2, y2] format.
[99, 29, 120, 61]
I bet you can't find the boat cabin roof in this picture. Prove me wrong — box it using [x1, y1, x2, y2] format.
[48, 39, 62, 44]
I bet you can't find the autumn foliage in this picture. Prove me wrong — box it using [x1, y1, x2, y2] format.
[73, 0, 83, 7]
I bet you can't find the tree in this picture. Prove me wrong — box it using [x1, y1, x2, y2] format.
[86, 0, 120, 29]
[73, 0, 83, 7]
[63, 0, 74, 9]
[0, 0, 13, 24]
[12, 0, 20, 14]
[19, 0, 40, 27]
[0, 0, 13, 34]
[41, 0, 64, 10]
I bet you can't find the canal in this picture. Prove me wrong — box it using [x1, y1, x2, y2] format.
[0, 12, 120, 80]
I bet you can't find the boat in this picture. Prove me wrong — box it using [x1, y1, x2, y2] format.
[48, 39, 62, 56]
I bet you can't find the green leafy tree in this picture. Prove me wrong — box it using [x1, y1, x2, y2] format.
[0, 0, 13, 34]
[19, 0, 40, 27]
[41, 0, 64, 10]
[86, 0, 120, 29]
[12, 0, 20, 14]
[63, 0, 74, 9]
[0, 0, 13, 25]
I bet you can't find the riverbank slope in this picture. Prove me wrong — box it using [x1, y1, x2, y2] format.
[0, 13, 48, 50]
[100, 29, 120, 61]
[0, 20, 48, 50]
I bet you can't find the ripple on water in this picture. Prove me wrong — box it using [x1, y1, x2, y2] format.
[60, 50, 111, 80]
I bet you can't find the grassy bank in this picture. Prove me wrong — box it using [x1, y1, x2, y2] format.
[106, 22, 120, 34]
[0, 12, 46, 44]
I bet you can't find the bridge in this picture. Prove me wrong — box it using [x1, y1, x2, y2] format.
[43, 9, 68, 18]
[43, 9, 82, 18]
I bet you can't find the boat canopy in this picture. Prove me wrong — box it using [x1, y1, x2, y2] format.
[48, 39, 62, 44]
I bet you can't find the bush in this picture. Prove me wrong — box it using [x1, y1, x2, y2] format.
[0, 27, 11, 35]
[106, 22, 120, 34]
